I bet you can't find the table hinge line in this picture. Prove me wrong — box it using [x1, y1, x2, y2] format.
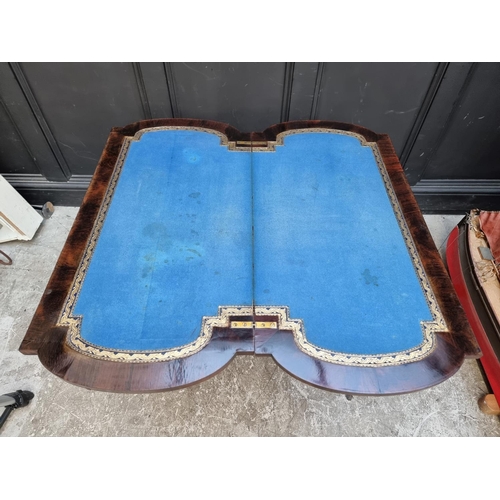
[231, 321, 278, 329]
[235, 141, 269, 147]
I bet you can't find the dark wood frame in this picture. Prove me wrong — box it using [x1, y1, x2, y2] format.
[19, 119, 480, 394]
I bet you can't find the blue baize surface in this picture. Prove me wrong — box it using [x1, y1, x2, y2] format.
[74, 130, 433, 355]
[74, 131, 253, 350]
[254, 133, 432, 354]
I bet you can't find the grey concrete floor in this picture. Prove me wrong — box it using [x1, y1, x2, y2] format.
[1, 208, 499, 437]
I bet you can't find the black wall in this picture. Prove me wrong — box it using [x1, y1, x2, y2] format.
[1, 62, 499, 212]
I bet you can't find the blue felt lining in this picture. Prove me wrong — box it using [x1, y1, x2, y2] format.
[74, 131, 253, 350]
[253, 133, 432, 355]
[73, 129, 433, 356]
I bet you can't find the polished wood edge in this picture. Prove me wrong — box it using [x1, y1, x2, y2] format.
[113, 118, 383, 144]
[377, 135, 480, 360]
[37, 326, 254, 393]
[259, 120, 381, 143]
[19, 118, 476, 393]
[19, 130, 125, 354]
[258, 330, 464, 395]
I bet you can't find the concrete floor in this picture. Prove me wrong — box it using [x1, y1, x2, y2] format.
[0, 208, 499, 437]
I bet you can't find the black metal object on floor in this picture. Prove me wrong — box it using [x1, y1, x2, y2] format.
[0, 390, 34, 430]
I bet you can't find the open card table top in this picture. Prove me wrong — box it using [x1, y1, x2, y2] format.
[20, 119, 479, 394]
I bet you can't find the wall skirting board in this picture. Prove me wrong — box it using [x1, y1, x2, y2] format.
[3, 174, 500, 213]
[412, 179, 500, 213]
[3, 174, 91, 206]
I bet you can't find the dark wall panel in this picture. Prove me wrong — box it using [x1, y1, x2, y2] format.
[0, 63, 65, 180]
[1, 61, 500, 212]
[140, 63, 173, 119]
[170, 62, 288, 132]
[289, 62, 321, 121]
[422, 63, 500, 180]
[403, 63, 473, 185]
[0, 100, 39, 174]
[315, 62, 439, 154]
[20, 62, 147, 175]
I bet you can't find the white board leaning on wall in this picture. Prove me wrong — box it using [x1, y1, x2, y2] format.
[0, 174, 44, 243]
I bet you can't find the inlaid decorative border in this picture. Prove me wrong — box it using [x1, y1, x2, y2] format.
[64, 305, 253, 363]
[254, 306, 441, 367]
[58, 126, 446, 366]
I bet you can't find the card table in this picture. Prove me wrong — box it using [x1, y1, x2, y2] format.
[20, 119, 479, 394]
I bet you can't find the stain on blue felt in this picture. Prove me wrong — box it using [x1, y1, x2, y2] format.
[74, 130, 253, 350]
[252, 133, 433, 355]
[362, 269, 379, 286]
